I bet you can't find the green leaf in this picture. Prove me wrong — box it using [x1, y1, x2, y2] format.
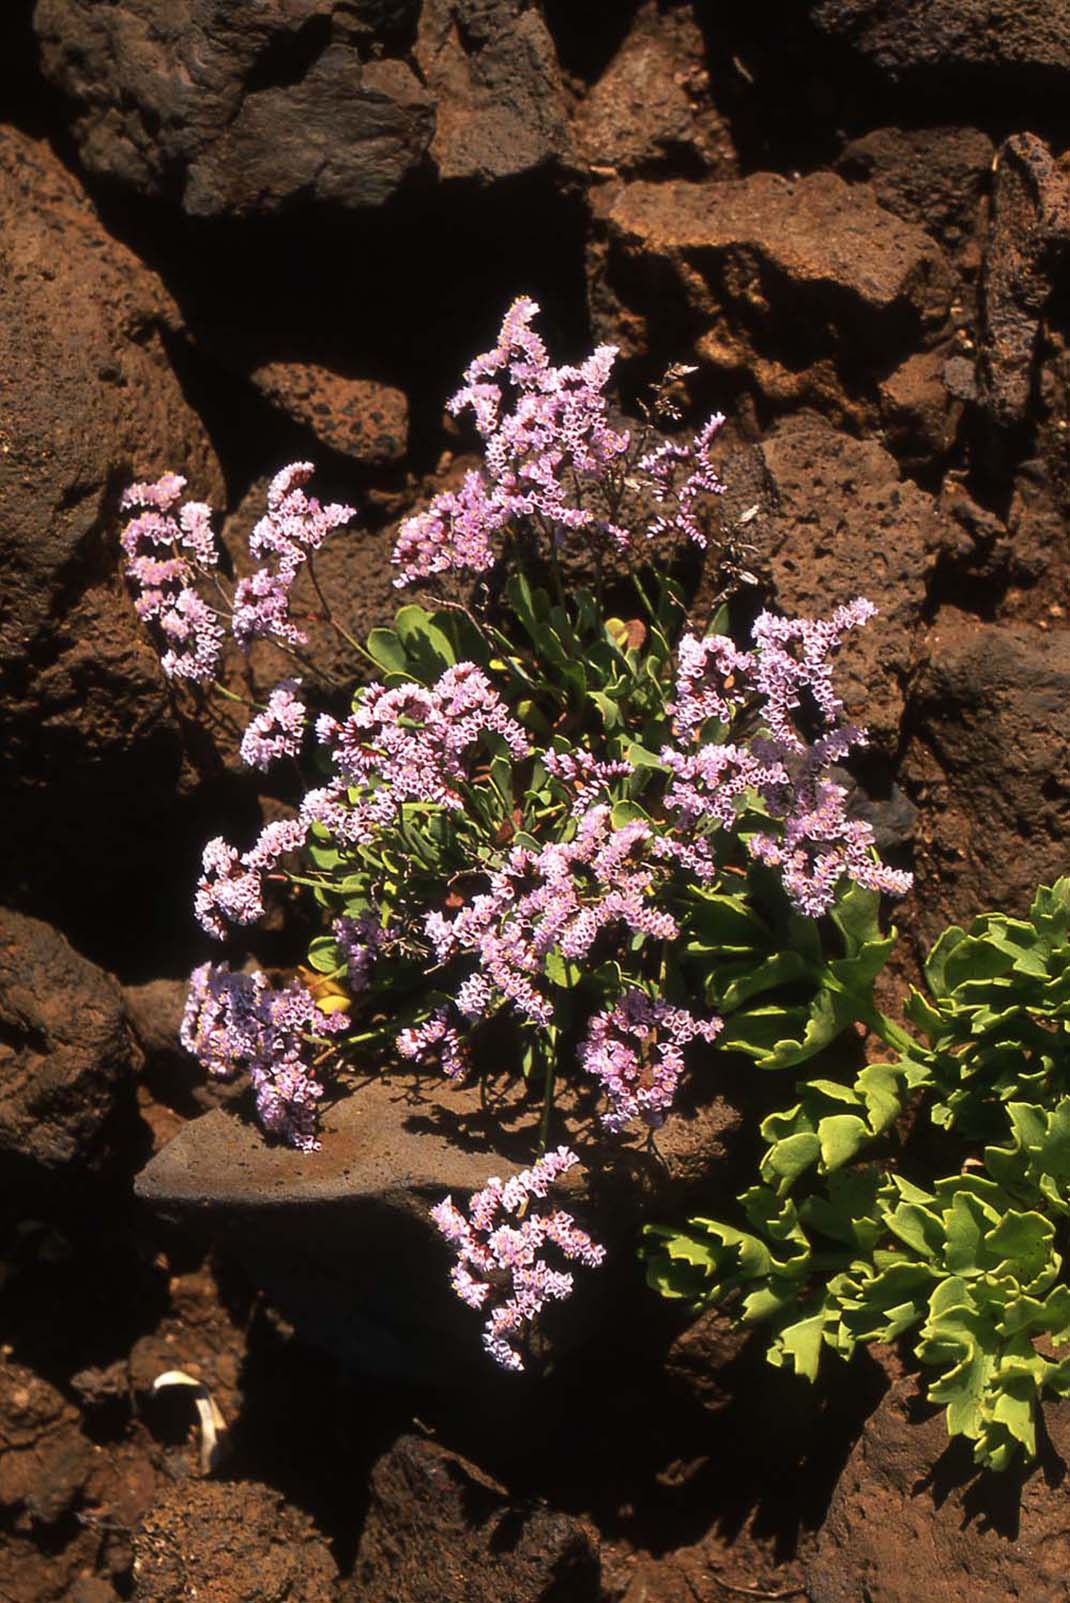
[393, 604, 456, 680]
[770, 1312, 827, 1380]
[307, 935, 343, 976]
[365, 627, 410, 674]
[817, 1114, 873, 1172]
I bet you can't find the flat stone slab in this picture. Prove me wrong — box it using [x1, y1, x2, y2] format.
[136, 1072, 518, 1216]
[134, 1075, 526, 1383]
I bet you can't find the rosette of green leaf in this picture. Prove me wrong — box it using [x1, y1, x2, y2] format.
[645, 1155, 1070, 1469]
[908, 879, 1070, 1140]
[681, 870, 904, 1077]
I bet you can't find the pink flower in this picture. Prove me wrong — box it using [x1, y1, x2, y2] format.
[432, 1146, 604, 1370]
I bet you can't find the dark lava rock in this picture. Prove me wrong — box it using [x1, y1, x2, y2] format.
[903, 614, 1070, 942]
[810, 0, 1070, 90]
[35, 0, 434, 218]
[0, 908, 141, 1171]
[807, 1374, 1070, 1603]
[592, 170, 950, 422]
[750, 411, 938, 749]
[133, 1478, 338, 1603]
[346, 1432, 601, 1602]
[572, 0, 736, 180]
[836, 125, 994, 248]
[414, 0, 574, 184]
[978, 133, 1070, 427]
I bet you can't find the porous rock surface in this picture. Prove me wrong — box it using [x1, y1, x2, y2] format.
[132, 1478, 339, 1603]
[35, 0, 574, 214]
[807, 1374, 1070, 1603]
[34, 0, 434, 217]
[902, 614, 1070, 945]
[810, 0, 1070, 87]
[0, 908, 140, 1170]
[347, 1432, 601, 1602]
[591, 169, 951, 421]
[0, 122, 223, 951]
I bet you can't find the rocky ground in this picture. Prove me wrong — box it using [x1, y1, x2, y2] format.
[4, 2, 1070, 1599]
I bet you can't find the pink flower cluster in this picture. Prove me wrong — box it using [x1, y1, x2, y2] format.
[396, 1007, 469, 1080]
[239, 680, 306, 771]
[120, 474, 224, 683]
[749, 776, 914, 919]
[432, 1146, 605, 1370]
[426, 805, 678, 1027]
[332, 911, 394, 993]
[638, 412, 727, 549]
[232, 463, 354, 649]
[181, 963, 347, 1150]
[195, 818, 307, 939]
[393, 297, 630, 583]
[750, 598, 875, 752]
[579, 990, 723, 1133]
[660, 602, 912, 916]
[543, 748, 632, 816]
[670, 632, 750, 738]
[304, 662, 527, 842]
[657, 741, 790, 882]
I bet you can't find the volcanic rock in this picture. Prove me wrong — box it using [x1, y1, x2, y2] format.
[414, 0, 574, 184]
[134, 1076, 530, 1380]
[903, 614, 1070, 942]
[592, 170, 951, 420]
[743, 411, 938, 749]
[35, 0, 434, 217]
[0, 124, 224, 953]
[247, 362, 409, 466]
[346, 1432, 601, 1602]
[808, 1374, 1070, 1603]
[133, 1478, 338, 1603]
[978, 133, 1070, 427]
[0, 1359, 93, 1530]
[0, 909, 141, 1172]
[573, 1, 736, 180]
[836, 125, 994, 248]
[811, 0, 1070, 90]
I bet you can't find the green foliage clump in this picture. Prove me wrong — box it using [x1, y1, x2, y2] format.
[645, 880, 1070, 1470]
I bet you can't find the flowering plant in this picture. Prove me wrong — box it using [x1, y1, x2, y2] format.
[123, 298, 909, 1369]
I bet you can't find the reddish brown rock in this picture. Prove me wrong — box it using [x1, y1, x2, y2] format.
[0, 1359, 93, 1530]
[878, 348, 962, 467]
[35, 0, 433, 217]
[132, 1478, 338, 1603]
[750, 411, 938, 749]
[807, 1374, 1070, 1603]
[0, 125, 224, 950]
[248, 362, 409, 466]
[346, 1433, 601, 1602]
[573, 1, 736, 180]
[902, 614, 1070, 944]
[592, 171, 951, 421]
[978, 133, 1070, 426]
[0, 909, 141, 1171]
